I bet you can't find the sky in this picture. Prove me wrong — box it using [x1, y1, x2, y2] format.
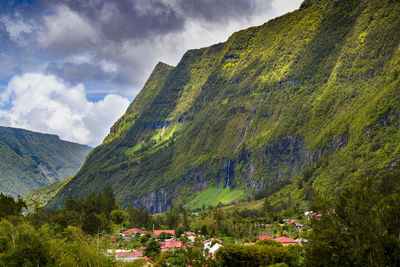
[0, 0, 303, 146]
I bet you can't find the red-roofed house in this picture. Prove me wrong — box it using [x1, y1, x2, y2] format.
[123, 228, 149, 236]
[258, 235, 273, 240]
[115, 251, 143, 262]
[185, 232, 198, 242]
[161, 240, 184, 251]
[293, 223, 303, 228]
[274, 237, 298, 246]
[153, 230, 175, 236]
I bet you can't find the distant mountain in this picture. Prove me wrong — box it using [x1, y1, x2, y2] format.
[48, 0, 400, 212]
[0, 126, 91, 197]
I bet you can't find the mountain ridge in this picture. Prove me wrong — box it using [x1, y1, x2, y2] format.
[0, 125, 92, 197]
[48, 0, 400, 212]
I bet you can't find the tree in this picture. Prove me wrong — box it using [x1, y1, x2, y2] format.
[110, 209, 126, 225]
[305, 171, 400, 266]
[0, 194, 26, 218]
[144, 240, 161, 260]
[215, 243, 299, 266]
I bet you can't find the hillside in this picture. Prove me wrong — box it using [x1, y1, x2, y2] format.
[23, 176, 73, 207]
[0, 126, 91, 197]
[48, 0, 400, 212]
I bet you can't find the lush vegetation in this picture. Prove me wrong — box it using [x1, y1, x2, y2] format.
[0, 126, 91, 197]
[24, 176, 73, 207]
[185, 187, 246, 210]
[7, 170, 400, 266]
[305, 169, 400, 266]
[47, 0, 400, 215]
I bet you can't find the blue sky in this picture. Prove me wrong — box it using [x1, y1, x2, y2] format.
[0, 0, 303, 145]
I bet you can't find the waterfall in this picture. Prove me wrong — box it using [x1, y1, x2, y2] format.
[225, 161, 231, 188]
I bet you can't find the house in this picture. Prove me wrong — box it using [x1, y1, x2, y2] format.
[274, 237, 298, 246]
[289, 219, 299, 224]
[185, 232, 198, 242]
[115, 251, 143, 262]
[191, 212, 199, 216]
[203, 238, 222, 245]
[295, 238, 308, 246]
[161, 240, 184, 251]
[305, 211, 313, 220]
[153, 230, 175, 236]
[293, 223, 303, 228]
[258, 235, 273, 240]
[123, 228, 149, 237]
[204, 242, 222, 256]
[305, 211, 323, 220]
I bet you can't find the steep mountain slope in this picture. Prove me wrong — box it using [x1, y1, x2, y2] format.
[48, 0, 400, 212]
[0, 126, 91, 197]
[23, 176, 73, 207]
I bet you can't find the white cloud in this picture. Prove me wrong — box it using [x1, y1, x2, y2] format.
[1, 16, 34, 44]
[0, 73, 130, 146]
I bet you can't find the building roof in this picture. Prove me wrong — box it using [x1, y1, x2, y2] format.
[161, 240, 184, 251]
[258, 235, 273, 240]
[274, 237, 298, 244]
[144, 256, 155, 264]
[186, 232, 197, 236]
[153, 230, 175, 236]
[203, 238, 222, 244]
[115, 251, 143, 258]
[123, 228, 148, 236]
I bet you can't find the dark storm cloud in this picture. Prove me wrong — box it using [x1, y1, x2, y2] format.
[0, 0, 293, 95]
[176, 0, 256, 22]
[51, 0, 264, 42]
[55, 0, 185, 41]
[46, 62, 115, 85]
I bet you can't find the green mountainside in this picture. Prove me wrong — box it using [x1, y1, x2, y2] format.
[48, 0, 400, 212]
[0, 126, 91, 197]
[23, 176, 73, 207]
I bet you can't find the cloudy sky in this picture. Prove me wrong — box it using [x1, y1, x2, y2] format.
[0, 0, 302, 146]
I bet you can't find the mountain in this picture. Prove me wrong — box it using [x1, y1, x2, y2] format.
[23, 176, 73, 207]
[48, 0, 400, 212]
[0, 126, 91, 197]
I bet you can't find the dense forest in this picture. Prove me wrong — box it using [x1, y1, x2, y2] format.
[3, 169, 400, 266]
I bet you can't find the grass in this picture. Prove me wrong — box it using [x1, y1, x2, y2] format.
[185, 187, 246, 210]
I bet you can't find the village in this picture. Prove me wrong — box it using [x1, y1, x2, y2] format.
[106, 210, 322, 265]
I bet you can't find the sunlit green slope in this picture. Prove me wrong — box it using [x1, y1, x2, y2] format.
[48, 0, 400, 212]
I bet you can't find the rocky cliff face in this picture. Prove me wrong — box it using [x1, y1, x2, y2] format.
[48, 0, 400, 212]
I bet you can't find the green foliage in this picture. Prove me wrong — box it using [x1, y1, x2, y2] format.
[257, 239, 283, 247]
[305, 170, 400, 266]
[144, 240, 161, 260]
[215, 243, 301, 267]
[185, 187, 246, 210]
[0, 221, 112, 266]
[0, 194, 26, 219]
[126, 205, 154, 230]
[110, 209, 126, 225]
[24, 176, 73, 208]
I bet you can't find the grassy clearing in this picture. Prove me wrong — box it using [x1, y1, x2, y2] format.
[185, 187, 246, 210]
